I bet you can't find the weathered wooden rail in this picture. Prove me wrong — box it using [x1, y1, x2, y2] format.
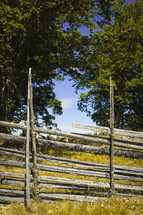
[0, 132, 143, 159]
[72, 122, 143, 140]
[0, 121, 143, 150]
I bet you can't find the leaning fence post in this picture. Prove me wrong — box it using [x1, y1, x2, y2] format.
[26, 69, 31, 209]
[109, 77, 115, 195]
[29, 68, 39, 199]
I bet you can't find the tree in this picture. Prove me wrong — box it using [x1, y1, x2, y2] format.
[0, 0, 114, 132]
[76, 0, 143, 130]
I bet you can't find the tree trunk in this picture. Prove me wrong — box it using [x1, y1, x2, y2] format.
[0, 70, 11, 134]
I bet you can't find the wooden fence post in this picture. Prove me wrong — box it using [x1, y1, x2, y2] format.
[29, 68, 39, 199]
[109, 77, 115, 195]
[26, 69, 31, 209]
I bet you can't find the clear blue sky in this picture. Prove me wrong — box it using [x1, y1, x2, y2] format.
[54, 0, 136, 133]
[54, 77, 94, 133]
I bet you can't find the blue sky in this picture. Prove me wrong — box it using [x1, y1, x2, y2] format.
[54, 0, 136, 133]
[54, 77, 94, 133]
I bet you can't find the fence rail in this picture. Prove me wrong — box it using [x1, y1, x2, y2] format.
[0, 121, 143, 150]
[1, 146, 143, 172]
[0, 132, 143, 159]
[1, 147, 143, 180]
[72, 122, 143, 139]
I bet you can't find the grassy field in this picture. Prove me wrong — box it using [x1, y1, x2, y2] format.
[0, 197, 143, 215]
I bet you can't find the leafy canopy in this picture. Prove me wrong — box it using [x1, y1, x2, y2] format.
[0, 0, 114, 128]
[76, 0, 143, 130]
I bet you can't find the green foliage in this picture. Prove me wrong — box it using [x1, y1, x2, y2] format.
[0, 0, 114, 128]
[77, 0, 143, 130]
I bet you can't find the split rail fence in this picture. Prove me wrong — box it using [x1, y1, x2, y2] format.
[0, 70, 143, 209]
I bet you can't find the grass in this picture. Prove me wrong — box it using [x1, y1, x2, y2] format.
[0, 197, 143, 215]
[42, 148, 143, 168]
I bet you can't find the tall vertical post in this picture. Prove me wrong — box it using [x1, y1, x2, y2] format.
[26, 70, 31, 209]
[29, 68, 39, 199]
[109, 77, 115, 195]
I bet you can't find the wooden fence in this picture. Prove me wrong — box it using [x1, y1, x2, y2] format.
[0, 120, 143, 205]
[0, 71, 143, 208]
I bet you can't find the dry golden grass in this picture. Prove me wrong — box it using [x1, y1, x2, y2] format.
[45, 149, 143, 168]
[0, 197, 143, 215]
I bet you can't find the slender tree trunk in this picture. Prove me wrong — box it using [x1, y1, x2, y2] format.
[0, 70, 10, 133]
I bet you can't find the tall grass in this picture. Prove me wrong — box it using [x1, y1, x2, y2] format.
[0, 197, 143, 215]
